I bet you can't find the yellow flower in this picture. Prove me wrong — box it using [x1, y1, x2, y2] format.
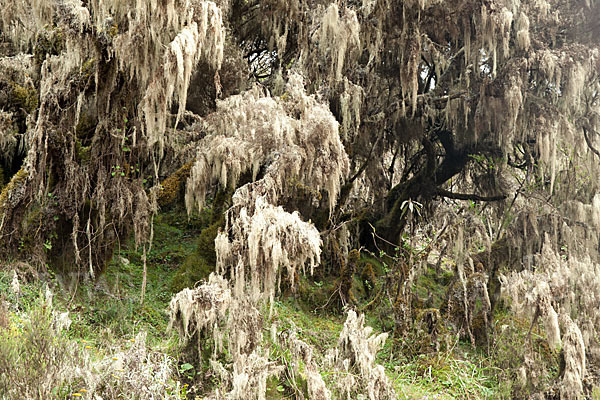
[129, 339, 135, 342]
[81, 340, 88, 343]
[79, 389, 87, 393]
[85, 346, 92, 349]
[112, 357, 119, 360]
[72, 394, 82, 397]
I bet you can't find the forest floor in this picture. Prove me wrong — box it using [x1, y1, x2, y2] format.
[0, 208, 518, 399]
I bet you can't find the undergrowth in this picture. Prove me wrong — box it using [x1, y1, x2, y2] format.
[0, 208, 535, 399]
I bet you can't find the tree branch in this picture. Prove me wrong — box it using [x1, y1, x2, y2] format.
[348, 135, 381, 185]
[436, 188, 506, 202]
[583, 126, 600, 158]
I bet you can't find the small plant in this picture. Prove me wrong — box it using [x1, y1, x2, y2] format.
[400, 198, 423, 219]
[592, 386, 600, 400]
[179, 362, 196, 379]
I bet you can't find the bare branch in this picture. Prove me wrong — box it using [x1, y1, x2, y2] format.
[436, 188, 507, 202]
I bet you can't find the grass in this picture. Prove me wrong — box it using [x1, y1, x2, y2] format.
[0, 207, 521, 399]
[273, 278, 501, 399]
[54, 208, 202, 347]
[0, 209, 204, 399]
[388, 346, 500, 399]
[0, 207, 202, 368]
[272, 297, 344, 352]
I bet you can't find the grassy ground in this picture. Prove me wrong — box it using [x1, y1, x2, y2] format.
[52, 209, 202, 348]
[0, 207, 511, 399]
[271, 273, 501, 399]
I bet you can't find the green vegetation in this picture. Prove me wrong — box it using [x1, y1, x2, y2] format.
[0, 168, 28, 212]
[1, 0, 599, 397]
[0, 207, 525, 399]
[10, 83, 39, 113]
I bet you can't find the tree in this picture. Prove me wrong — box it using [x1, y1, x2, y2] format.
[0, 0, 225, 275]
[1, 0, 600, 397]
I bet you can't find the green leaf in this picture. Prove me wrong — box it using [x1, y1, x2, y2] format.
[180, 363, 194, 372]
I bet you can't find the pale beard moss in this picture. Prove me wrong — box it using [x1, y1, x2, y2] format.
[501, 235, 600, 398]
[328, 310, 394, 399]
[185, 73, 349, 215]
[316, 4, 360, 82]
[139, 1, 224, 154]
[560, 315, 586, 400]
[169, 282, 395, 399]
[0, 0, 225, 272]
[0, 111, 18, 165]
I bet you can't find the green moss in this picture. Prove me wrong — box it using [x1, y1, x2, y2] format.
[75, 113, 97, 141]
[196, 222, 219, 265]
[11, 84, 39, 113]
[348, 248, 360, 264]
[75, 141, 91, 164]
[171, 257, 214, 293]
[81, 58, 96, 78]
[360, 262, 376, 296]
[171, 221, 220, 292]
[0, 169, 34, 254]
[168, 185, 233, 291]
[33, 28, 65, 67]
[108, 24, 119, 38]
[0, 168, 28, 211]
[210, 188, 234, 223]
[73, 113, 98, 164]
[158, 161, 194, 207]
[414, 266, 454, 310]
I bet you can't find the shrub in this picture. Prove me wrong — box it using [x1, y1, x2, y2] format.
[0, 288, 182, 399]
